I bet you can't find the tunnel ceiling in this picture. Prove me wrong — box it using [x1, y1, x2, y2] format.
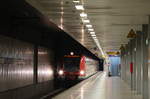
[26, 0, 150, 57]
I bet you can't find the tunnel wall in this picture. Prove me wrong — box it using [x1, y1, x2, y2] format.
[0, 35, 55, 99]
[0, 35, 34, 92]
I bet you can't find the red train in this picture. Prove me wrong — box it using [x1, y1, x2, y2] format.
[57, 53, 99, 80]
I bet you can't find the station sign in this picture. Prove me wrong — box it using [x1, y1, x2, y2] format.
[106, 51, 120, 56]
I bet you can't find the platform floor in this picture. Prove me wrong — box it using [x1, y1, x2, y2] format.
[52, 72, 143, 99]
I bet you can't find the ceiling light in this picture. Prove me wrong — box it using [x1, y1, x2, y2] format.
[75, 5, 84, 10]
[88, 28, 94, 31]
[73, 0, 80, 3]
[86, 24, 92, 28]
[82, 19, 90, 23]
[90, 32, 95, 35]
[80, 13, 87, 18]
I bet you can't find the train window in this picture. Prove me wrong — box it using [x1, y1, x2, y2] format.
[64, 57, 80, 72]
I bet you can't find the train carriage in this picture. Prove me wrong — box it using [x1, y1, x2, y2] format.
[57, 53, 99, 80]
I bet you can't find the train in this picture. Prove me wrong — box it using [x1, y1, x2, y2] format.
[57, 53, 100, 80]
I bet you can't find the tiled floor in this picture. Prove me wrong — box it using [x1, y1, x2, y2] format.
[52, 72, 143, 99]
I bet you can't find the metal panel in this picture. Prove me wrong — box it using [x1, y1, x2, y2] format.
[0, 35, 34, 92]
[38, 47, 54, 83]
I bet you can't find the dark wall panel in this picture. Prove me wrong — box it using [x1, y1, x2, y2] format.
[0, 35, 34, 92]
[38, 47, 54, 83]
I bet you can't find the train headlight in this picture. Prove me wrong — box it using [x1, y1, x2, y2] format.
[80, 70, 85, 75]
[58, 70, 64, 75]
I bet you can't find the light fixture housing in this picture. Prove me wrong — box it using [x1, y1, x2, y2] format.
[73, 0, 80, 3]
[75, 5, 84, 10]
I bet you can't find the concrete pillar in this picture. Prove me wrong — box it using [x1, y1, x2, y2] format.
[140, 31, 144, 96]
[142, 24, 149, 99]
[126, 43, 131, 85]
[129, 40, 133, 90]
[148, 17, 150, 99]
[131, 38, 137, 91]
[121, 46, 126, 81]
[136, 31, 142, 94]
[33, 45, 38, 84]
[124, 44, 128, 82]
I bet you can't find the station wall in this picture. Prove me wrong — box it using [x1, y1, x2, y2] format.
[0, 35, 34, 92]
[120, 24, 149, 99]
[0, 35, 55, 99]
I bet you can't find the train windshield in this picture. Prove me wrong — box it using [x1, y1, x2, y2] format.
[64, 57, 80, 72]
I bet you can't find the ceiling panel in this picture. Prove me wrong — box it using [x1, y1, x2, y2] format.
[26, 0, 150, 57]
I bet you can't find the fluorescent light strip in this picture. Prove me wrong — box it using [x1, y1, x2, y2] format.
[73, 0, 80, 3]
[90, 33, 105, 57]
[75, 5, 84, 10]
[97, 43, 105, 57]
[82, 19, 90, 23]
[90, 32, 95, 35]
[86, 24, 92, 28]
[75, 4, 105, 57]
[88, 28, 94, 31]
[80, 13, 87, 18]
[93, 39, 105, 57]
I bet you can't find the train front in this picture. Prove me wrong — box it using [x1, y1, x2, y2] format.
[58, 55, 85, 80]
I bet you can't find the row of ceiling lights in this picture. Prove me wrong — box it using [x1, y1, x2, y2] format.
[73, 0, 105, 57]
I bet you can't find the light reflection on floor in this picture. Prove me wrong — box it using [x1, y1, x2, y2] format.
[52, 72, 142, 99]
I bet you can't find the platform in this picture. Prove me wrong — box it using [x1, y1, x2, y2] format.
[52, 72, 142, 99]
